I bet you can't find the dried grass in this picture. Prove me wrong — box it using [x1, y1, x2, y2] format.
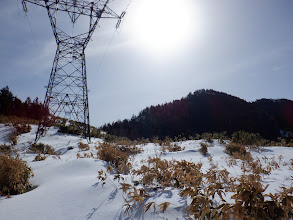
[97, 143, 132, 174]
[0, 154, 34, 196]
[199, 142, 209, 156]
[29, 143, 56, 155]
[78, 142, 90, 151]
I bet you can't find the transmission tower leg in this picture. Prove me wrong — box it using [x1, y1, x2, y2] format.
[82, 53, 91, 140]
[35, 43, 91, 142]
[35, 47, 60, 142]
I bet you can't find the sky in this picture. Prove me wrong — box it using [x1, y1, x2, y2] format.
[1, 0, 293, 127]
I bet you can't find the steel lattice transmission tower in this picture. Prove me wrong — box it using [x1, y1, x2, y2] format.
[22, 0, 124, 142]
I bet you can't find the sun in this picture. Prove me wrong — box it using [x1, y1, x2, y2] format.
[128, 0, 201, 55]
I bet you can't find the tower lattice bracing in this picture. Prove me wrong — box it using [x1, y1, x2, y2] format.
[22, 0, 123, 142]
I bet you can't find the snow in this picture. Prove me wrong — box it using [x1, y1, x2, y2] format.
[0, 124, 292, 219]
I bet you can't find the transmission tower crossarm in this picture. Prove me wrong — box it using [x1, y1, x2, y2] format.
[22, 0, 120, 19]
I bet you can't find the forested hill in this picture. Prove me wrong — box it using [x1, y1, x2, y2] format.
[0, 86, 45, 121]
[102, 89, 293, 140]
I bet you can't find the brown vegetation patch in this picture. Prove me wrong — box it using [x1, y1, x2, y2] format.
[0, 144, 12, 154]
[199, 142, 209, 156]
[29, 143, 56, 155]
[225, 142, 253, 161]
[33, 153, 47, 161]
[97, 143, 132, 174]
[0, 115, 39, 125]
[119, 156, 293, 219]
[0, 154, 34, 196]
[78, 142, 90, 151]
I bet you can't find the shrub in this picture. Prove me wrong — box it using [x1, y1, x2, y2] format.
[232, 131, 267, 147]
[0, 144, 12, 155]
[33, 153, 47, 161]
[247, 160, 271, 175]
[29, 143, 56, 155]
[0, 115, 39, 125]
[288, 141, 293, 148]
[7, 124, 32, 146]
[169, 144, 183, 152]
[133, 157, 203, 188]
[78, 142, 90, 151]
[202, 133, 213, 143]
[14, 124, 32, 134]
[117, 155, 293, 219]
[0, 154, 34, 196]
[8, 134, 18, 145]
[213, 131, 228, 144]
[97, 143, 131, 174]
[152, 136, 161, 144]
[225, 143, 245, 155]
[199, 142, 209, 156]
[225, 143, 252, 161]
[103, 134, 119, 143]
[161, 142, 183, 152]
[57, 120, 83, 135]
[135, 137, 150, 145]
[76, 152, 94, 159]
[119, 145, 142, 155]
[56, 119, 102, 138]
[113, 138, 133, 146]
[269, 137, 289, 147]
[230, 174, 290, 220]
[194, 134, 201, 140]
[90, 127, 103, 138]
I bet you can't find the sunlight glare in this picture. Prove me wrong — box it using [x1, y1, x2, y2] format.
[128, 0, 201, 55]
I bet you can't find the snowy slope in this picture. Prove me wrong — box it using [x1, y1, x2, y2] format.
[0, 124, 292, 220]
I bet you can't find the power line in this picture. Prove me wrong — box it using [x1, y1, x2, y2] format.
[18, 0, 39, 52]
[96, 29, 117, 74]
[96, 0, 133, 73]
[25, 14, 39, 53]
[17, 0, 21, 16]
[20, 0, 39, 54]
[125, 0, 134, 12]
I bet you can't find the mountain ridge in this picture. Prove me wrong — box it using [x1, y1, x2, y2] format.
[102, 89, 293, 140]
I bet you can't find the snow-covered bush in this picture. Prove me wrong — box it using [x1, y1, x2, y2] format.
[225, 142, 252, 161]
[8, 134, 18, 145]
[232, 130, 267, 147]
[29, 142, 56, 155]
[33, 153, 47, 161]
[0, 154, 34, 196]
[14, 124, 32, 134]
[199, 142, 209, 155]
[78, 142, 90, 151]
[0, 144, 12, 154]
[97, 143, 132, 174]
[123, 155, 293, 219]
[201, 132, 213, 143]
[8, 124, 32, 146]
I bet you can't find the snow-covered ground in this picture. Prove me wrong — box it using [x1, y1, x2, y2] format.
[0, 124, 292, 219]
